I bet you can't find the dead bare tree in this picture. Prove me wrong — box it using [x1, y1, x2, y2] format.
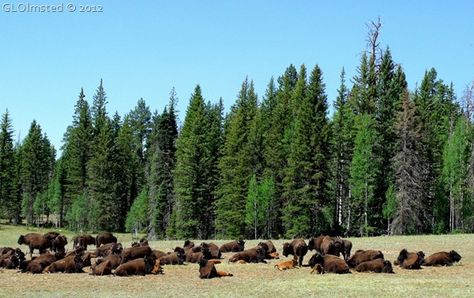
[366, 17, 383, 66]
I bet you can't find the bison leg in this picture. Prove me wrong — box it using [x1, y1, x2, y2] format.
[217, 270, 233, 277]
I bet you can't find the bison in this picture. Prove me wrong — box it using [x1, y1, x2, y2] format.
[282, 239, 308, 267]
[73, 234, 96, 250]
[95, 232, 117, 247]
[95, 253, 122, 269]
[308, 253, 350, 274]
[43, 232, 60, 241]
[229, 247, 267, 264]
[21, 252, 64, 274]
[92, 259, 113, 276]
[43, 252, 84, 273]
[355, 259, 394, 273]
[113, 254, 157, 276]
[121, 245, 152, 263]
[159, 247, 186, 265]
[186, 246, 212, 263]
[220, 240, 245, 253]
[422, 250, 461, 266]
[51, 235, 68, 254]
[18, 233, 51, 256]
[395, 249, 424, 269]
[198, 258, 233, 279]
[95, 243, 123, 258]
[193, 242, 221, 259]
[347, 249, 384, 268]
[274, 259, 298, 271]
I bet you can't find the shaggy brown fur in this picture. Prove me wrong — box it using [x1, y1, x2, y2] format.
[95, 232, 117, 247]
[121, 245, 152, 263]
[396, 249, 425, 269]
[198, 258, 233, 279]
[355, 259, 394, 273]
[229, 247, 267, 264]
[17, 233, 51, 256]
[220, 240, 245, 253]
[282, 239, 308, 267]
[308, 253, 350, 274]
[422, 251, 461, 266]
[347, 249, 384, 268]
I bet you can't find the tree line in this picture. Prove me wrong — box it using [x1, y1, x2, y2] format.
[1, 24, 474, 239]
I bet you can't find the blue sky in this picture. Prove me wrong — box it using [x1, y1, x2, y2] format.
[1, 0, 473, 151]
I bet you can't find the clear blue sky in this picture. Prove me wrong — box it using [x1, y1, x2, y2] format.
[1, 0, 473, 152]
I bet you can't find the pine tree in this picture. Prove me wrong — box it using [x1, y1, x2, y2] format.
[147, 90, 178, 239]
[391, 93, 427, 234]
[87, 80, 120, 231]
[216, 78, 258, 239]
[61, 88, 92, 227]
[264, 65, 298, 237]
[20, 121, 54, 225]
[0, 110, 17, 221]
[331, 69, 355, 233]
[349, 114, 379, 236]
[173, 85, 218, 239]
[282, 65, 330, 237]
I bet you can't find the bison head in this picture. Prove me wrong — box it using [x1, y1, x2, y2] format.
[308, 252, 324, 268]
[449, 250, 462, 263]
[257, 242, 269, 254]
[15, 248, 25, 262]
[74, 253, 85, 273]
[174, 247, 186, 264]
[17, 235, 25, 245]
[238, 240, 245, 251]
[396, 249, 408, 266]
[202, 247, 212, 260]
[144, 254, 157, 274]
[307, 238, 316, 251]
[183, 240, 194, 249]
[282, 243, 291, 257]
[256, 247, 266, 261]
[382, 260, 394, 273]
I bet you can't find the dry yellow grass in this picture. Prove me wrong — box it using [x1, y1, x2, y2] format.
[0, 225, 473, 297]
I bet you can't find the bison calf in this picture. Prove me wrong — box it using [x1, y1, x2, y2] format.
[274, 259, 298, 271]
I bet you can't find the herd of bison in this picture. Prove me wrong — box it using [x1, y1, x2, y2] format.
[0, 232, 462, 279]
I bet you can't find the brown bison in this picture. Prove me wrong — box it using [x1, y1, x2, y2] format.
[43, 252, 84, 273]
[320, 236, 338, 256]
[193, 242, 221, 259]
[308, 236, 325, 252]
[282, 239, 308, 267]
[51, 235, 68, 254]
[395, 249, 425, 269]
[159, 247, 186, 265]
[183, 240, 195, 250]
[257, 241, 278, 259]
[0, 248, 24, 269]
[95, 232, 117, 247]
[152, 249, 167, 260]
[229, 247, 267, 264]
[355, 259, 394, 273]
[73, 234, 96, 250]
[121, 245, 152, 263]
[92, 259, 113, 276]
[347, 249, 384, 268]
[220, 240, 245, 253]
[21, 252, 64, 274]
[422, 250, 462, 266]
[43, 232, 60, 241]
[96, 253, 122, 268]
[95, 243, 123, 258]
[186, 246, 212, 263]
[113, 254, 157, 276]
[198, 258, 233, 279]
[18, 233, 52, 256]
[308, 253, 350, 274]
[274, 259, 298, 271]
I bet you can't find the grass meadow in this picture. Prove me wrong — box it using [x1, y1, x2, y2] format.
[0, 225, 472, 297]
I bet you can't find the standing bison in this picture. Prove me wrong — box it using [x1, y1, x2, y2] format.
[282, 239, 308, 267]
[18, 233, 51, 256]
[95, 232, 117, 247]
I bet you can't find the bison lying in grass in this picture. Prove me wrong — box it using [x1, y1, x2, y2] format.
[355, 258, 394, 273]
[422, 251, 461, 266]
[308, 253, 350, 274]
[395, 249, 425, 269]
[114, 255, 161, 276]
[199, 259, 233, 279]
